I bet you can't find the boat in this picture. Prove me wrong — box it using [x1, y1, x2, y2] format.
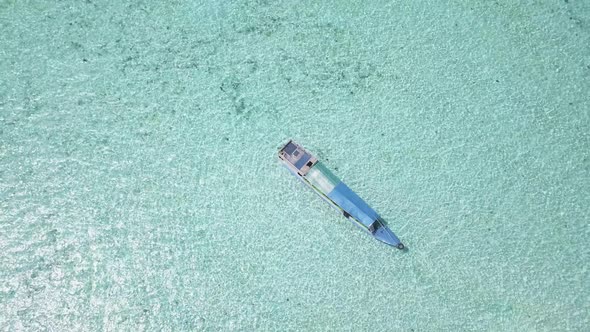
[278, 140, 405, 249]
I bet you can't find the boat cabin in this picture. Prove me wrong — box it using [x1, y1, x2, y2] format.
[278, 140, 317, 175]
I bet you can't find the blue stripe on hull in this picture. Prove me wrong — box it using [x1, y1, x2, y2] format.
[326, 182, 379, 228]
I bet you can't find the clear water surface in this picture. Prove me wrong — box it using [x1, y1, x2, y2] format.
[1, 1, 589, 330]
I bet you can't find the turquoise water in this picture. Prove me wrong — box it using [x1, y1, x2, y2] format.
[1, 0, 589, 330]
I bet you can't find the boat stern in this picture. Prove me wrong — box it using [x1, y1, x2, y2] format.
[278, 140, 317, 176]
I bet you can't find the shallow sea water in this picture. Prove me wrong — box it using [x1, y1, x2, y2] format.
[1, 0, 589, 330]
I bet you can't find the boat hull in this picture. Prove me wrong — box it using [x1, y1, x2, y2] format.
[278, 141, 404, 249]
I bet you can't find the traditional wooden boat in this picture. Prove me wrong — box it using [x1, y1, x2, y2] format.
[278, 140, 404, 249]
